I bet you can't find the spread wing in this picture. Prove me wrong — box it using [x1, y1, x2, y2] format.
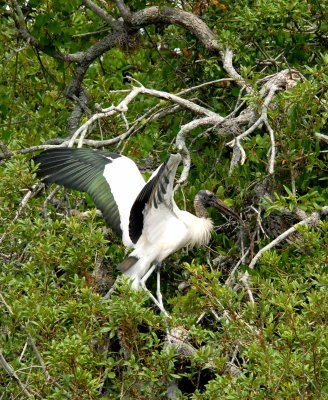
[128, 154, 182, 244]
[33, 148, 145, 247]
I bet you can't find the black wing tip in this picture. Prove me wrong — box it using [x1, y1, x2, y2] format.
[32, 147, 122, 166]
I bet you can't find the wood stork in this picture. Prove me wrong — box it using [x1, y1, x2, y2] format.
[33, 148, 230, 302]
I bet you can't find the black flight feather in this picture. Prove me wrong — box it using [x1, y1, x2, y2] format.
[129, 162, 166, 244]
[33, 148, 123, 237]
[128, 154, 181, 244]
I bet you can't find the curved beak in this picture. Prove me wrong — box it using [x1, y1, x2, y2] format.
[210, 197, 242, 223]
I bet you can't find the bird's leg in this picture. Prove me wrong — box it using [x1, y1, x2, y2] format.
[140, 264, 156, 287]
[155, 263, 164, 312]
[103, 285, 115, 300]
[140, 264, 168, 318]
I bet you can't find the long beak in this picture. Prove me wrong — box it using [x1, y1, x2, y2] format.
[211, 198, 243, 224]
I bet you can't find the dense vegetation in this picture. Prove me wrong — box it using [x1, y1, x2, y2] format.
[0, 1, 327, 398]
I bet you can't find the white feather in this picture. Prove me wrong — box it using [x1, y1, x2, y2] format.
[125, 203, 214, 287]
[103, 153, 214, 289]
[103, 155, 145, 247]
[175, 209, 214, 248]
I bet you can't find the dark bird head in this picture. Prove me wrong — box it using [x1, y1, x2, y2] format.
[196, 190, 220, 208]
[195, 190, 242, 222]
[194, 190, 220, 218]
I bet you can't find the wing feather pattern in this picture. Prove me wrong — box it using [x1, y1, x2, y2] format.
[33, 148, 141, 240]
[129, 154, 182, 244]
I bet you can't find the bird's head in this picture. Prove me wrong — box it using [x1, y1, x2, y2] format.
[194, 190, 222, 218]
[195, 190, 220, 208]
[195, 189, 242, 222]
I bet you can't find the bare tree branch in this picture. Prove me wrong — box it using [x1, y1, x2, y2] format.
[9, 0, 85, 63]
[0, 351, 35, 398]
[176, 116, 223, 185]
[249, 209, 325, 270]
[83, 0, 119, 28]
[114, 0, 131, 20]
[239, 206, 328, 303]
[227, 69, 303, 172]
[221, 48, 253, 93]
[120, 5, 221, 52]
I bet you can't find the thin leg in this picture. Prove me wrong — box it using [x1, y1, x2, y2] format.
[103, 277, 120, 300]
[140, 264, 156, 287]
[103, 285, 116, 300]
[140, 264, 168, 318]
[156, 263, 164, 311]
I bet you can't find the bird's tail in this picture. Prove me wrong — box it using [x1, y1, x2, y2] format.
[118, 256, 139, 273]
[118, 256, 152, 290]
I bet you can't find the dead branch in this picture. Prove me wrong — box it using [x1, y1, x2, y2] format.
[221, 48, 253, 93]
[0, 351, 35, 398]
[249, 209, 325, 270]
[176, 116, 224, 185]
[227, 69, 303, 173]
[8, 0, 302, 176]
[239, 206, 328, 303]
[126, 6, 221, 52]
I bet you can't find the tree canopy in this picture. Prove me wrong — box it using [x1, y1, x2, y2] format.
[0, 1, 328, 398]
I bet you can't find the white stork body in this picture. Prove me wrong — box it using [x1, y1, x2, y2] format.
[126, 207, 213, 288]
[33, 149, 219, 290]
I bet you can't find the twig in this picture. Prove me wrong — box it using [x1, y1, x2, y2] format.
[227, 85, 279, 172]
[227, 112, 265, 146]
[225, 248, 250, 286]
[0, 351, 34, 398]
[140, 87, 220, 118]
[248, 210, 323, 270]
[42, 186, 62, 217]
[25, 329, 51, 382]
[229, 139, 246, 175]
[265, 118, 276, 174]
[19, 342, 28, 362]
[239, 272, 255, 304]
[69, 86, 144, 146]
[227, 69, 302, 172]
[83, 0, 119, 28]
[177, 78, 235, 96]
[239, 208, 328, 303]
[0, 183, 44, 245]
[0, 144, 69, 160]
[176, 116, 223, 185]
[221, 48, 253, 93]
[250, 205, 268, 239]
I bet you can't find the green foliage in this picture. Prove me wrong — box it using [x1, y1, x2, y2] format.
[1, 0, 328, 398]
